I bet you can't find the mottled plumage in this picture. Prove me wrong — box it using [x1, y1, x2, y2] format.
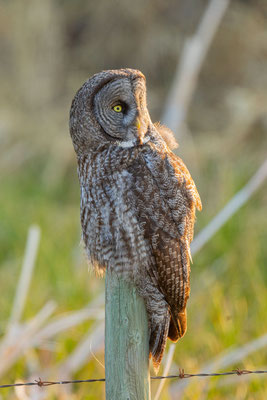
[69, 68, 201, 370]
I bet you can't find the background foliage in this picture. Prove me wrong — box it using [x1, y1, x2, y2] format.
[0, 0, 266, 399]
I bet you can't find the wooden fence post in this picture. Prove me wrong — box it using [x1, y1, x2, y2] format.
[105, 268, 151, 400]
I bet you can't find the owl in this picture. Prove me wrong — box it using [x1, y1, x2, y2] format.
[69, 68, 202, 371]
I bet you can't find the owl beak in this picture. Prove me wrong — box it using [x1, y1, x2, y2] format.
[135, 118, 141, 130]
[135, 118, 145, 145]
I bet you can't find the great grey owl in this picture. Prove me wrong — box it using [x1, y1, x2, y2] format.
[69, 68, 202, 370]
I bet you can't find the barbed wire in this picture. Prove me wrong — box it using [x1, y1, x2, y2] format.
[1, 368, 266, 389]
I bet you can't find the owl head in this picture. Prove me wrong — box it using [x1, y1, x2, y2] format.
[69, 68, 153, 155]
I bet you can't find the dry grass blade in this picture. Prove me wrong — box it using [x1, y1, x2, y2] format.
[191, 158, 267, 256]
[9, 225, 41, 329]
[162, 0, 230, 135]
[0, 301, 56, 378]
[0, 225, 43, 378]
[154, 344, 176, 400]
[32, 304, 104, 346]
[58, 321, 105, 377]
[18, 322, 104, 400]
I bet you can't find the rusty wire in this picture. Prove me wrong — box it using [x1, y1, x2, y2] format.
[1, 368, 266, 389]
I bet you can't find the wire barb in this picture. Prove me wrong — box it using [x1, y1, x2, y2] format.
[35, 378, 54, 387]
[232, 368, 252, 376]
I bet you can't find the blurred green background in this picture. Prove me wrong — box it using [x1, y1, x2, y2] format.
[0, 0, 267, 399]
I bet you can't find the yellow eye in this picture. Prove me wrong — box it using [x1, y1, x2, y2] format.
[113, 104, 122, 113]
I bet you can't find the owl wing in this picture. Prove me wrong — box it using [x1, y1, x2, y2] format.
[130, 142, 201, 360]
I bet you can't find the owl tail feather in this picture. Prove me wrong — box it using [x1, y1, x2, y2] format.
[168, 309, 187, 342]
[149, 311, 170, 373]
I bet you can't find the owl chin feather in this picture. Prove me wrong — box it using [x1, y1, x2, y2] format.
[115, 134, 151, 148]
